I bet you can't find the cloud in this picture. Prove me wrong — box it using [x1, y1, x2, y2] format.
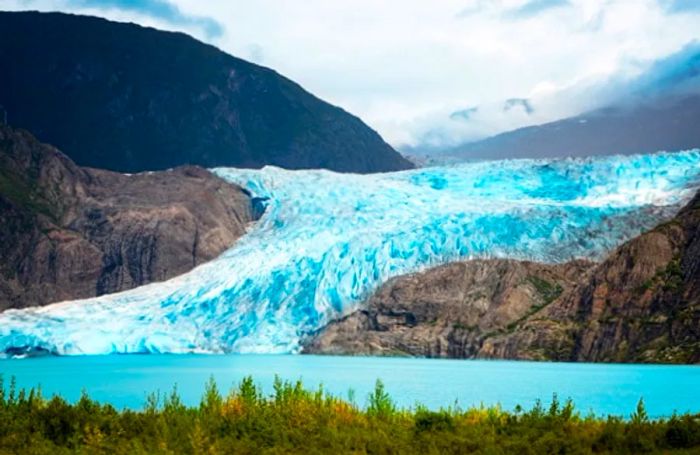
[660, 0, 700, 14]
[2, 0, 700, 151]
[415, 38, 700, 151]
[504, 0, 571, 19]
[628, 40, 700, 97]
[449, 106, 479, 121]
[245, 43, 265, 63]
[12, 0, 224, 38]
[455, 0, 490, 18]
[503, 98, 534, 114]
[72, 0, 223, 37]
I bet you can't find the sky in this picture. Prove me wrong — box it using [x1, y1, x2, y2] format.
[2, 0, 700, 150]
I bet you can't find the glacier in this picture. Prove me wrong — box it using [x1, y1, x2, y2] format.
[1, 150, 700, 356]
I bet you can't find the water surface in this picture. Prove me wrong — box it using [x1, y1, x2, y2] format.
[1, 355, 697, 418]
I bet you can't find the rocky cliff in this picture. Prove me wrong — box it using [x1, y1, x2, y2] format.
[0, 125, 255, 310]
[481, 191, 700, 363]
[0, 11, 412, 174]
[305, 193, 700, 363]
[304, 259, 594, 357]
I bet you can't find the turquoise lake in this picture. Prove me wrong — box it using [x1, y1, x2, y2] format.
[0, 355, 698, 418]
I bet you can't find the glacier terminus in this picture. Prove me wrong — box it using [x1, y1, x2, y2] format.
[1, 150, 700, 356]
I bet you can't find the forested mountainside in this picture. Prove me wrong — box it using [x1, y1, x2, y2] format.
[0, 11, 412, 173]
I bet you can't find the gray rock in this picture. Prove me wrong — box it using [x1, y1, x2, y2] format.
[0, 125, 255, 310]
[303, 259, 592, 358]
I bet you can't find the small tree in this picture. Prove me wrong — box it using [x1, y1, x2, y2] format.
[237, 376, 258, 405]
[631, 398, 649, 425]
[367, 380, 395, 419]
[200, 376, 222, 415]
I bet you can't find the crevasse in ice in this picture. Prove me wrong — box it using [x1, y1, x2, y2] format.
[1, 151, 700, 355]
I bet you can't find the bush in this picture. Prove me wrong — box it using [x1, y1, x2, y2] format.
[0, 375, 698, 454]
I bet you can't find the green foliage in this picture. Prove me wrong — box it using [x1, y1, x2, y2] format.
[0, 375, 699, 454]
[661, 260, 684, 292]
[366, 379, 395, 419]
[200, 376, 222, 414]
[414, 407, 455, 432]
[640, 259, 685, 293]
[631, 398, 649, 425]
[666, 413, 700, 448]
[527, 275, 563, 304]
[491, 276, 566, 336]
[0, 164, 59, 221]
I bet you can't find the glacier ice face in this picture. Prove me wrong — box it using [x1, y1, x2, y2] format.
[1, 151, 700, 355]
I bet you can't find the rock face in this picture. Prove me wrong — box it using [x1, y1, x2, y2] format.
[304, 260, 594, 357]
[482, 192, 700, 364]
[0, 11, 412, 174]
[305, 193, 700, 363]
[0, 125, 255, 310]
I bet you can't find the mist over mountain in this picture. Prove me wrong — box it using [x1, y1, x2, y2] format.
[438, 93, 700, 161]
[0, 11, 412, 173]
[406, 41, 700, 163]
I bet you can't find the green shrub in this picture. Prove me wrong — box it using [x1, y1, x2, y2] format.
[0, 375, 698, 454]
[366, 379, 395, 419]
[414, 407, 455, 432]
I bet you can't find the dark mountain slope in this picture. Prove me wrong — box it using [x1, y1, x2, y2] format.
[445, 94, 700, 160]
[0, 124, 255, 311]
[0, 11, 412, 173]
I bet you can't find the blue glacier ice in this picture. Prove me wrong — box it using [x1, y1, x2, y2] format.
[1, 151, 700, 355]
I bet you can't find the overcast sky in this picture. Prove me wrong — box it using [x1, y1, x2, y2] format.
[3, 0, 700, 149]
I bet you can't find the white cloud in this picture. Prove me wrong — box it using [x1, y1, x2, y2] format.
[3, 0, 700, 149]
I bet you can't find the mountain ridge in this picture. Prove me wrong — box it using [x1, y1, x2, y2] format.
[430, 93, 700, 161]
[0, 11, 412, 173]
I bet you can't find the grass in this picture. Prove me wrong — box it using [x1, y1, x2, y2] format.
[527, 276, 563, 305]
[1, 375, 699, 454]
[0, 165, 57, 221]
[640, 258, 684, 294]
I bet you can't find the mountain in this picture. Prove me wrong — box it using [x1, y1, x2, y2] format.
[303, 259, 593, 357]
[481, 190, 700, 363]
[305, 190, 700, 363]
[440, 94, 700, 161]
[0, 124, 255, 311]
[2, 151, 699, 356]
[0, 11, 412, 173]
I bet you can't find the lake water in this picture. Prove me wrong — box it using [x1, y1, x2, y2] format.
[1, 355, 698, 418]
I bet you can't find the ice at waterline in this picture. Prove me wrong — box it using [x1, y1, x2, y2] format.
[1, 150, 700, 355]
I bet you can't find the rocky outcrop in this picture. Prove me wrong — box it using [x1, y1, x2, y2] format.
[303, 259, 594, 357]
[0, 125, 255, 310]
[481, 191, 700, 363]
[305, 193, 700, 363]
[0, 11, 412, 174]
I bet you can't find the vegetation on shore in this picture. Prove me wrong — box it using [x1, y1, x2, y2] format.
[1, 375, 699, 454]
